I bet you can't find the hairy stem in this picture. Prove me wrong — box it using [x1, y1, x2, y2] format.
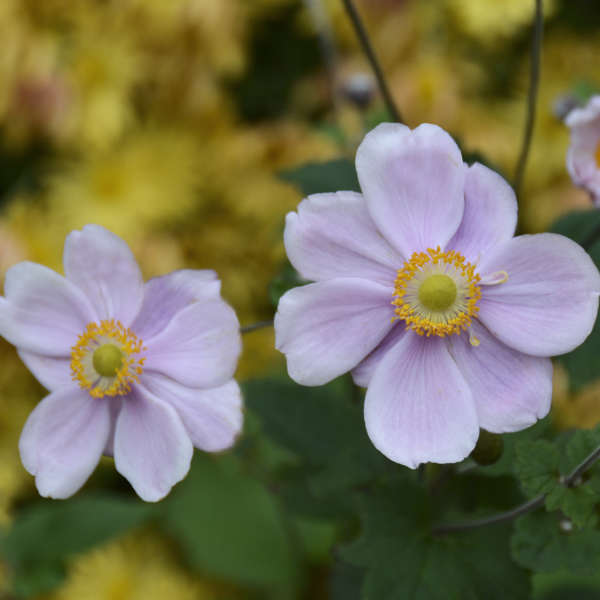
[432, 441, 600, 536]
[341, 0, 403, 123]
[513, 0, 544, 197]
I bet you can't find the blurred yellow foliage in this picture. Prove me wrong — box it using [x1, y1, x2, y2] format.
[50, 531, 229, 600]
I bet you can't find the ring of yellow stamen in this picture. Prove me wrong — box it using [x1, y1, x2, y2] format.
[392, 246, 482, 338]
[71, 320, 146, 398]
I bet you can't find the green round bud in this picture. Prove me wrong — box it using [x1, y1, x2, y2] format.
[92, 344, 123, 377]
[418, 274, 457, 312]
[470, 429, 504, 466]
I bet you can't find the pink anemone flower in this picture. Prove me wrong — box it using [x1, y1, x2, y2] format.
[566, 95, 600, 203]
[275, 123, 600, 468]
[0, 225, 242, 501]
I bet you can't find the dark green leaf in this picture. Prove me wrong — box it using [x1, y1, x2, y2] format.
[512, 511, 600, 575]
[0, 493, 155, 598]
[161, 453, 299, 590]
[515, 430, 600, 528]
[243, 378, 394, 496]
[269, 260, 307, 308]
[0, 494, 155, 565]
[515, 440, 560, 497]
[279, 158, 360, 196]
[342, 479, 530, 600]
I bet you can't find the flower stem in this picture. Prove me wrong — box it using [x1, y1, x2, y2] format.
[432, 441, 600, 536]
[513, 0, 544, 197]
[341, 0, 403, 123]
[241, 320, 274, 334]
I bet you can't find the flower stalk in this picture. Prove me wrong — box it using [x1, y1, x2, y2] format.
[340, 0, 403, 123]
[432, 441, 600, 536]
[513, 0, 544, 197]
[241, 320, 274, 334]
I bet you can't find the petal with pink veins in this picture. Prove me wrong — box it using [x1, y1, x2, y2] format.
[275, 278, 395, 386]
[0, 262, 95, 356]
[19, 387, 111, 498]
[477, 233, 600, 357]
[284, 191, 402, 285]
[114, 386, 193, 502]
[447, 321, 552, 433]
[132, 269, 221, 340]
[447, 162, 517, 262]
[143, 300, 241, 389]
[356, 123, 466, 257]
[141, 373, 243, 452]
[365, 332, 478, 468]
[63, 225, 144, 326]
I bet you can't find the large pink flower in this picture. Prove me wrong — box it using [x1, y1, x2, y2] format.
[566, 95, 600, 203]
[275, 123, 600, 468]
[0, 225, 242, 501]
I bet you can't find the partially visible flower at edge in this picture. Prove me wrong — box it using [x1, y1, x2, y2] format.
[0, 225, 242, 501]
[275, 122, 600, 468]
[566, 95, 600, 204]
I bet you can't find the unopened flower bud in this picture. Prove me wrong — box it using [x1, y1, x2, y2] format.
[341, 73, 376, 109]
[470, 429, 504, 466]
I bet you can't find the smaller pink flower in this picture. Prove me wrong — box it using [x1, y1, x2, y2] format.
[0, 225, 242, 501]
[566, 95, 600, 203]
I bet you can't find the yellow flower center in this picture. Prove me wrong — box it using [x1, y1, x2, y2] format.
[71, 320, 146, 398]
[595, 142, 600, 168]
[392, 246, 482, 340]
[92, 343, 123, 377]
[418, 274, 457, 312]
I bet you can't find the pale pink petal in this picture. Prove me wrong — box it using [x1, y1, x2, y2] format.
[143, 300, 241, 388]
[284, 192, 402, 285]
[351, 325, 406, 387]
[18, 350, 73, 391]
[103, 397, 124, 457]
[0, 262, 96, 356]
[141, 373, 243, 452]
[356, 123, 466, 257]
[477, 233, 600, 356]
[114, 386, 193, 502]
[448, 321, 552, 432]
[19, 387, 111, 499]
[447, 163, 517, 261]
[275, 278, 395, 386]
[63, 225, 144, 325]
[132, 270, 221, 340]
[364, 333, 478, 468]
[566, 97, 600, 201]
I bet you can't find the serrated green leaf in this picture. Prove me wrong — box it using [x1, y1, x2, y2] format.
[279, 158, 360, 196]
[161, 453, 299, 590]
[563, 426, 600, 472]
[342, 480, 530, 600]
[512, 511, 600, 575]
[545, 485, 597, 529]
[243, 378, 394, 496]
[515, 440, 560, 497]
[515, 431, 600, 529]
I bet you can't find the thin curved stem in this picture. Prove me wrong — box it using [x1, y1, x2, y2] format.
[341, 0, 403, 123]
[241, 320, 273, 334]
[432, 441, 600, 536]
[513, 0, 544, 197]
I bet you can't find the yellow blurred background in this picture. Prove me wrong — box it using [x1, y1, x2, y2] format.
[0, 0, 598, 597]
